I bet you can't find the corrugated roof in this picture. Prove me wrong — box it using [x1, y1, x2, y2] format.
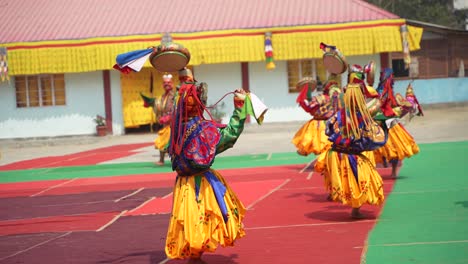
[0, 0, 399, 43]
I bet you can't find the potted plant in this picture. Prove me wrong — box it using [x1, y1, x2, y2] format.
[94, 115, 107, 136]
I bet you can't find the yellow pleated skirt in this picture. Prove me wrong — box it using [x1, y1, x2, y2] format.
[374, 123, 419, 163]
[165, 169, 246, 259]
[292, 119, 330, 156]
[154, 125, 171, 151]
[315, 150, 384, 208]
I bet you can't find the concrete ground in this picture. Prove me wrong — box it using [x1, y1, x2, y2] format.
[1, 103, 468, 166]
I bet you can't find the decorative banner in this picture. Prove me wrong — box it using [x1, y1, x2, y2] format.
[264, 32, 275, 70]
[0, 47, 9, 82]
[400, 24, 411, 69]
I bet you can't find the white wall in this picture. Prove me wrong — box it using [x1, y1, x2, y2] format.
[249, 61, 311, 122]
[0, 72, 106, 139]
[194, 63, 243, 123]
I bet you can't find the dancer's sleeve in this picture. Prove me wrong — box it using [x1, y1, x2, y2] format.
[216, 106, 246, 154]
[298, 97, 320, 115]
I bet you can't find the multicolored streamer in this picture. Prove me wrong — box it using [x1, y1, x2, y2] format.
[264, 32, 275, 70]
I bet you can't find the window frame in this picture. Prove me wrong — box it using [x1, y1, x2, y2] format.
[287, 59, 332, 93]
[15, 74, 66, 108]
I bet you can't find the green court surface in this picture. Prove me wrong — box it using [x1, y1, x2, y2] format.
[0, 152, 312, 183]
[364, 141, 468, 263]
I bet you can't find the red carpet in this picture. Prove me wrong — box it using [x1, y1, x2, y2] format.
[125, 196, 172, 216]
[0, 211, 120, 236]
[216, 221, 375, 264]
[0, 173, 175, 198]
[0, 179, 69, 198]
[0, 143, 152, 171]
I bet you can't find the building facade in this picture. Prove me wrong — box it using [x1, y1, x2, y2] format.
[0, 0, 424, 139]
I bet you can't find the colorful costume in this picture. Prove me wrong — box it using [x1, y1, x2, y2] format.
[141, 74, 175, 165]
[373, 69, 419, 166]
[292, 78, 341, 156]
[400, 82, 424, 121]
[113, 41, 265, 260]
[165, 71, 252, 259]
[315, 62, 387, 216]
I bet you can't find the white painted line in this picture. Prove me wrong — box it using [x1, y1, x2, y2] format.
[245, 219, 376, 230]
[0, 232, 72, 261]
[299, 158, 317, 174]
[0, 212, 117, 222]
[128, 196, 156, 213]
[354, 239, 468, 248]
[158, 257, 170, 264]
[162, 192, 173, 199]
[359, 239, 369, 264]
[114, 188, 145, 202]
[30, 178, 78, 197]
[247, 179, 290, 210]
[96, 210, 127, 232]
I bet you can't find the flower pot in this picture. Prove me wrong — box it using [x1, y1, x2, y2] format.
[96, 125, 107, 136]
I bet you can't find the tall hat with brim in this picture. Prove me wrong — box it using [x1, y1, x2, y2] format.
[364, 60, 376, 86]
[296, 77, 317, 103]
[320, 42, 348, 74]
[113, 33, 191, 74]
[150, 42, 191, 72]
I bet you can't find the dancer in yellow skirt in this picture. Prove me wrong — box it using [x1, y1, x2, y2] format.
[292, 76, 342, 157]
[165, 67, 258, 262]
[373, 69, 420, 178]
[315, 64, 388, 219]
[292, 75, 343, 201]
[141, 74, 175, 166]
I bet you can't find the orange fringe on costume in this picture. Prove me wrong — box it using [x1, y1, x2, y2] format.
[292, 119, 330, 156]
[374, 123, 419, 163]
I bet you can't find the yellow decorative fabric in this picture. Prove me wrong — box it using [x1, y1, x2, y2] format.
[154, 125, 171, 151]
[292, 119, 330, 156]
[362, 151, 376, 167]
[4, 19, 422, 75]
[374, 123, 420, 163]
[120, 68, 170, 128]
[315, 151, 384, 208]
[165, 169, 246, 259]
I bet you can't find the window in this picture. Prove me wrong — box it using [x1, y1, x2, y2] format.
[15, 74, 66, 108]
[392, 59, 409, 78]
[287, 59, 329, 93]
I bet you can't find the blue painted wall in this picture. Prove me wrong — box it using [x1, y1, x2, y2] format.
[394, 77, 468, 104]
